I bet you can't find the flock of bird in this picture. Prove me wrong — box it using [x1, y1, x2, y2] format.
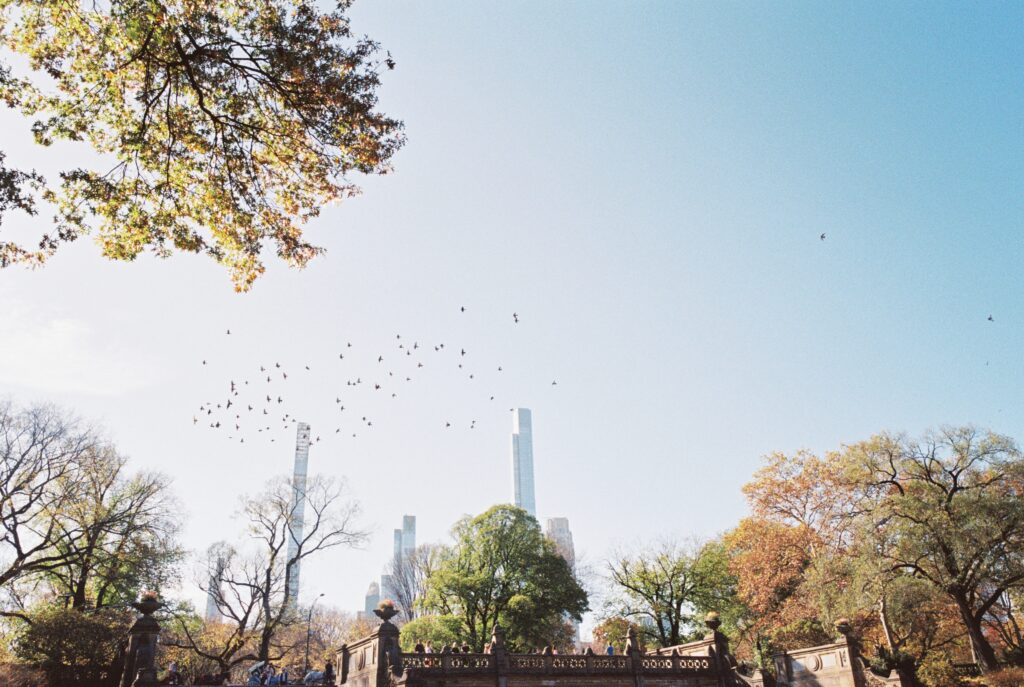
[193, 308, 555, 445]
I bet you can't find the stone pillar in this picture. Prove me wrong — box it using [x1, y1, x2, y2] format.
[704, 612, 733, 687]
[625, 627, 644, 687]
[490, 625, 509, 687]
[374, 604, 403, 686]
[120, 595, 162, 687]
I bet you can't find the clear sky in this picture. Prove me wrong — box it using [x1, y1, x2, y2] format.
[0, 2, 1022, 633]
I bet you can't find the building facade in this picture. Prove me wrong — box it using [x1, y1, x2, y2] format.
[286, 422, 312, 605]
[511, 409, 536, 517]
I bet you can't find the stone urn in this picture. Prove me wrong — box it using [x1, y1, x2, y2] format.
[705, 612, 722, 632]
[374, 600, 400, 623]
[131, 595, 162, 616]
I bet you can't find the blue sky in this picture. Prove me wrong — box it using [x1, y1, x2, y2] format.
[0, 2, 1021, 631]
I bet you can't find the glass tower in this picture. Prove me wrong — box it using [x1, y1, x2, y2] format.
[512, 408, 537, 517]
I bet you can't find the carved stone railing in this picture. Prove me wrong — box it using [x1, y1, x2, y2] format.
[398, 651, 714, 677]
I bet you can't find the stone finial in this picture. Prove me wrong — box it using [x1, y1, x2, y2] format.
[834, 618, 852, 638]
[585, 647, 595, 656]
[625, 627, 641, 655]
[705, 611, 722, 633]
[490, 624, 506, 650]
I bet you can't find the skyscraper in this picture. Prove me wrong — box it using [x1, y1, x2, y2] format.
[363, 581, 381, 614]
[545, 517, 580, 646]
[511, 408, 537, 517]
[545, 517, 576, 568]
[402, 515, 416, 556]
[392, 515, 416, 561]
[204, 551, 227, 623]
[286, 422, 311, 605]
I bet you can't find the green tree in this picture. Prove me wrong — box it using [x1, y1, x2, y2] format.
[605, 539, 727, 648]
[844, 427, 1024, 673]
[398, 615, 469, 652]
[423, 505, 588, 652]
[0, 0, 403, 290]
[14, 605, 132, 670]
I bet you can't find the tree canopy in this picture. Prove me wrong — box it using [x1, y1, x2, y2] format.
[422, 505, 588, 652]
[0, 0, 403, 289]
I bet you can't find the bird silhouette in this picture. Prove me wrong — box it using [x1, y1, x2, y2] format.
[226, 329, 231, 335]
[988, 315, 995, 322]
[820, 233, 826, 241]
[460, 306, 466, 312]
[513, 313, 518, 323]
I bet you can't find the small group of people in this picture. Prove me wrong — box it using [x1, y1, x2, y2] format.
[411, 640, 473, 654]
[409, 641, 613, 656]
[245, 661, 334, 686]
[247, 662, 291, 685]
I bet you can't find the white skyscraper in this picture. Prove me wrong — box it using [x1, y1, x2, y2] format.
[286, 422, 311, 605]
[512, 408, 536, 517]
[204, 550, 227, 623]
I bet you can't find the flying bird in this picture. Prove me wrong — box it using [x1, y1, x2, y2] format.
[988, 315, 994, 322]
[820, 233, 826, 241]
[513, 313, 518, 323]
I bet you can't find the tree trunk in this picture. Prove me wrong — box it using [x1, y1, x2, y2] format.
[878, 596, 896, 653]
[954, 595, 1000, 672]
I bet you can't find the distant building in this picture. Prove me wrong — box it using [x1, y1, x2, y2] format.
[512, 409, 537, 517]
[545, 517, 580, 645]
[545, 517, 575, 568]
[204, 551, 227, 623]
[364, 581, 381, 614]
[286, 422, 311, 605]
[402, 515, 416, 556]
[393, 515, 416, 561]
[380, 573, 397, 605]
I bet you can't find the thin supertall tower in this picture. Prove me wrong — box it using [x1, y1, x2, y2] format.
[286, 422, 311, 605]
[512, 408, 537, 517]
[204, 551, 227, 623]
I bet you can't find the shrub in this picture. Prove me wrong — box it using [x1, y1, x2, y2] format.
[0, 664, 46, 687]
[967, 667, 1024, 687]
[917, 653, 965, 687]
